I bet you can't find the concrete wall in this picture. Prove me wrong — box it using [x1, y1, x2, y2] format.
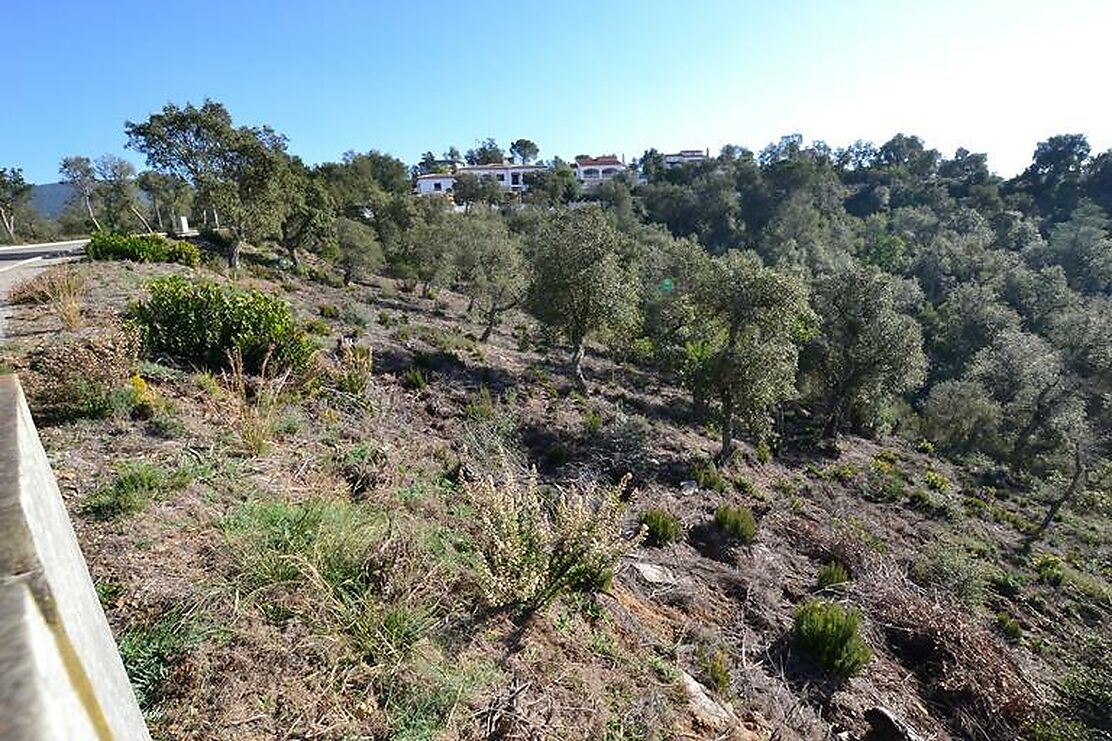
[0, 375, 149, 740]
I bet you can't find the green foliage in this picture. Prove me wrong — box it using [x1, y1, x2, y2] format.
[755, 440, 773, 464]
[924, 468, 951, 492]
[583, 407, 604, 434]
[465, 386, 495, 420]
[639, 508, 682, 547]
[695, 645, 731, 694]
[692, 459, 726, 492]
[83, 460, 192, 520]
[119, 611, 208, 717]
[87, 231, 201, 266]
[817, 561, 851, 589]
[996, 611, 1022, 642]
[793, 600, 872, 677]
[714, 504, 756, 543]
[318, 304, 340, 319]
[335, 443, 387, 497]
[401, 366, 428, 391]
[128, 275, 315, 373]
[912, 544, 990, 606]
[1033, 553, 1065, 585]
[822, 463, 860, 483]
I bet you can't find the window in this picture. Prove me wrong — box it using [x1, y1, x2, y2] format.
[496, 173, 505, 182]
[511, 172, 521, 185]
[433, 182, 442, 191]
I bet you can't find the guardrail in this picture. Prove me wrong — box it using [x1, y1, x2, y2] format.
[0, 375, 149, 740]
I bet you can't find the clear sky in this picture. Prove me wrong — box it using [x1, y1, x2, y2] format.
[8, 0, 1111, 183]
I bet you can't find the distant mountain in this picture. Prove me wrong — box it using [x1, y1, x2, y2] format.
[30, 182, 76, 219]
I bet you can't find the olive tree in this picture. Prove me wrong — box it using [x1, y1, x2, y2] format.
[690, 250, 815, 457]
[334, 217, 383, 285]
[527, 206, 636, 388]
[809, 262, 927, 435]
[448, 214, 527, 341]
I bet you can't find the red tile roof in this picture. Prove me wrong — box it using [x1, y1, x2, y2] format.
[574, 154, 623, 167]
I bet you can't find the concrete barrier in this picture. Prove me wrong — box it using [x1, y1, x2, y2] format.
[0, 375, 149, 740]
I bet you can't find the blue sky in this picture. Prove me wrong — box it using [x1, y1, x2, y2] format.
[8, 0, 1111, 183]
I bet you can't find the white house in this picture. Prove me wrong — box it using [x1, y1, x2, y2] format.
[571, 154, 626, 190]
[663, 149, 710, 168]
[414, 162, 545, 197]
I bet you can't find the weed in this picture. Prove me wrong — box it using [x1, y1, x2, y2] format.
[1033, 553, 1065, 586]
[224, 349, 290, 456]
[996, 611, 1022, 642]
[27, 326, 139, 423]
[465, 386, 495, 420]
[119, 610, 208, 717]
[794, 600, 872, 677]
[755, 440, 773, 464]
[330, 343, 374, 400]
[907, 489, 935, 511]
[584, 407, 604, 435]
[303, 317, 331, 336]
[692, 459, 726, 492]
[318, 304, 340, 319]
[647, 653, 679, 683]
[912, 544, 989, 607]
[817, 561, 851, 589]
[714, 504, 756, 543]
[924, 468, 950, 492]
[83, 460, 192, 520]
[639, 508, 682, 547]
[695, 645, 730, 694]
[467, 462, 640, 611]
[95, 581, 123, 607]
[9, 265, 87, 329]
[732, 475, 757, 496]
[401, 366, 428, 391]
[916, 439, 936, 454]
[822, 463, 860, 483]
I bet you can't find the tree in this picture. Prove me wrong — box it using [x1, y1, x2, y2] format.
[334, 217, 383, 285]
[1009, 133, 1091, 224]
[452, 172, 502, 210]
[689, 250, 815, 457]
[136, 171, 193, 232]
[523, 160, 579, 206]
[465, 138, 504, 165]
[1044, 200, 1112, 294]
[125, 100, 290, 268]
[59, 156, 102, 231]
[94, 155, 152, 233]
[447, 215, 527, 341]
[277, 162, 335, 266]
[807, 263, 927, 435]
[527, 207, 637, 388]
[0, 168, 31, 242]
[509, 139, 539, 164]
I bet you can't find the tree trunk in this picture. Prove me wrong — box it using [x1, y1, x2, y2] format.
[719, 389, 735, 460]
[84, 194, 102, 232]
[1031, 441, 1086, 543]
[0, 208, 15, 241]
[481, 304, 498, 342]
[130, 204, 154, 234]
[572, 340, 587, 391]
[153, 197, 164, 230]
[228, 238, 241, 270]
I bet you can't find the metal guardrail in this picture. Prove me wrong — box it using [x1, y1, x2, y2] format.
[0, 375, 149, 740]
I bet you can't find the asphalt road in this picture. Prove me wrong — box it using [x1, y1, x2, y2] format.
[0, 239, 88, 262]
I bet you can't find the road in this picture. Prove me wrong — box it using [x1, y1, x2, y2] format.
[0, 239, 88, 262]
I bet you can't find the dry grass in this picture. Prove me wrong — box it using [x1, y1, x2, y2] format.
[223, 348, 291, 456]
[9, 265, 87, 329]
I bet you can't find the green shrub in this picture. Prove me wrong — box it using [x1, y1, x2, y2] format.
[318, 304, 340, 319]
[401, 366, 428, 391]
[755, 441, 772, 464]
[924, 468, 950, 492]
[916, 439, 935, 454]
[996, 611, 1022, 642]
[731, 475, 757, 496]
[583, 407, 603, 435]
[1033, 553, 1065, 586]
[822, 463, 860, 483]
[907, 488, 935, 511]
[695, 645, 730, 694]
[639, 508, 682, 547]
[912, 545, 989, 606]
[465, 386, 495, 420]
[83, 460, 192, 520]
[303, 318, 330, 336]
[692, 459, 726, 492]
[128, 275, 315, 373]
[817, 561, 851, 589]
[87, 231, 200, 266]
[714, 504, 756, 543]
[794, 600, 872, 677]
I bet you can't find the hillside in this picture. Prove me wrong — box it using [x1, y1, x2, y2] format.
[1, 249, 1108, 740]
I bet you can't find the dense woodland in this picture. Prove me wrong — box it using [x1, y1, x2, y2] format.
[2, 101, 1112, 738]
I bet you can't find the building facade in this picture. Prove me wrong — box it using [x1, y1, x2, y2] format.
[414, 163, 545, 196]
[571, 154, 626, 190]
[663, 149, 710, 168]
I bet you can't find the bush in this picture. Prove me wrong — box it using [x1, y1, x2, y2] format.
[817, 561, 851, 589]
[996, 611, 1022, 642]
[87, 231, 200, 266]
[755, 441, 773, 464]
[924, 468, 950, 492]
[639, 508, 682, 547]
[692, 459, 726, 492]
[912, 544, 989, 606]
[714, 504, 756, 543]
[794, 600, 873, 677]
[1033, 553, 1065, 586]
[695, 645, 731, 694]
[401, 366, 428, 391]
[27, 326, 139, 423]
[128, 275, 315, 373]
[467, 462, 640, 611]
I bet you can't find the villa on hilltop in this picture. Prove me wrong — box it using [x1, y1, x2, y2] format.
[414, 162, 545, 196]
[571, 154, 627, 190]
